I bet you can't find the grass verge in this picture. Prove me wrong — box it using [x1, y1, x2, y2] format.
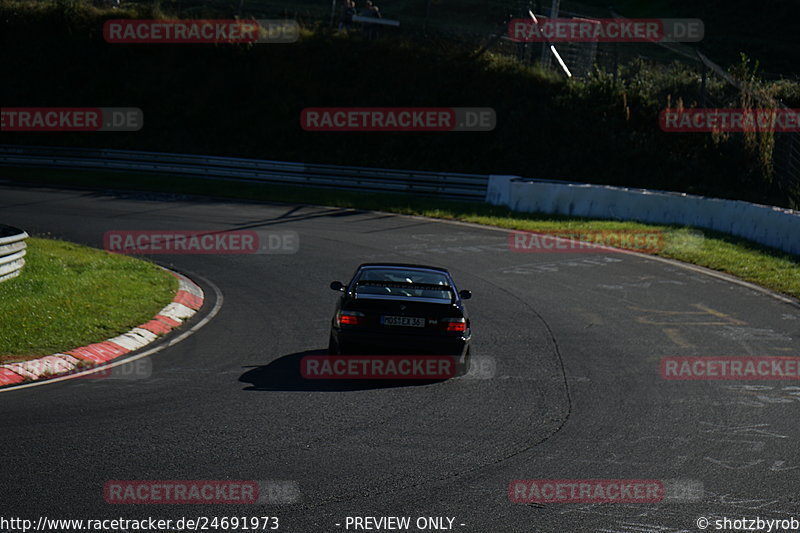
[3, 166, 799, 300]
[0, 236, 179, 363]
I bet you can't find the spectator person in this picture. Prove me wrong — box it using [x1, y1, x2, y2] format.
[338, 0, 356, 32]
[360, 0, 381, 39]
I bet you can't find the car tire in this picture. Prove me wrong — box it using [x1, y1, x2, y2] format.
[456, 345, 472, 376]
[328, 333, 340, 355]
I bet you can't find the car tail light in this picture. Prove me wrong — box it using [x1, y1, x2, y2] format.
[336, 310, 365, 327]
[440, 317, 466, 333]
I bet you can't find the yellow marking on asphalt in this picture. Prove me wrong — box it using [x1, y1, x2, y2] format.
[691, 303, 747, 325]
[663, 328, 693, 348]
[630, 304, 746, 326]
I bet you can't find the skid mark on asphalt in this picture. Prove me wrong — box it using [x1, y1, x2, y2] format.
[408, 232, 495, 242]
[699, 422, 789, 439]
[704, 491, 796, 511]
[538, 437, 692, 469]
[357, 231, 510, 259]
[500, 256, 623, 274]
[698, 421, 799, 479]
[596, 280, 685, 290]
[717, 384, 800, 408]
[372, 243, 509, 257]
[704, 457, 800, 472]
[596, 522, 692, 533]
[713, 326, 792, 342]
[560, 491, 797, 532]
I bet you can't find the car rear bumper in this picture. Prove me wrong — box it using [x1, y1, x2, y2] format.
[332, 328, 470, 356]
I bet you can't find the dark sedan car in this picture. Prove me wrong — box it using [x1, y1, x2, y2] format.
[328, 263, 472, 360]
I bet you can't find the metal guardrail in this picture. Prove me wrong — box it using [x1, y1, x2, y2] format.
[352, 15, 400, 27]
[0, 225, 28, 283]
[0, 145, 489, 201]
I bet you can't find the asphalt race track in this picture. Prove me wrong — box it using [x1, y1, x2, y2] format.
[1, 183, 799, 532]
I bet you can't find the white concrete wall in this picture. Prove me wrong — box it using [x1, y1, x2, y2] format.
[486, 176, 800, 256]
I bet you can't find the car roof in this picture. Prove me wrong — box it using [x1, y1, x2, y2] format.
[357, 263, 450, 274]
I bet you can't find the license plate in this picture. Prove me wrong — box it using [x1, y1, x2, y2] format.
[381, 315, 425, 327]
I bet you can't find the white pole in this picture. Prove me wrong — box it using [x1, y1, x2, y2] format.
[550, 45, 573, 77]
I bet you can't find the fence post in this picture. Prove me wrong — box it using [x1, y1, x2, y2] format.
[539, 0, 560, 67]
[612, 43, 618, 83]
[700, 62, 707, 107]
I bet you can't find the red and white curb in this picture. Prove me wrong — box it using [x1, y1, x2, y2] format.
[0, 270, 204, 387]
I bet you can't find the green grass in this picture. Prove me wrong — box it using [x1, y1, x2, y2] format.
[0, 237, 178, 362]
[4, 166, 798, 299]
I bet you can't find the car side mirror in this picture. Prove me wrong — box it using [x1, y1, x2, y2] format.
[459, 289, 472, 300]
[330, 281, 345, 291]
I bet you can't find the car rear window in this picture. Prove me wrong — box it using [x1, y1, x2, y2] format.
[354, 269, 452, 301]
